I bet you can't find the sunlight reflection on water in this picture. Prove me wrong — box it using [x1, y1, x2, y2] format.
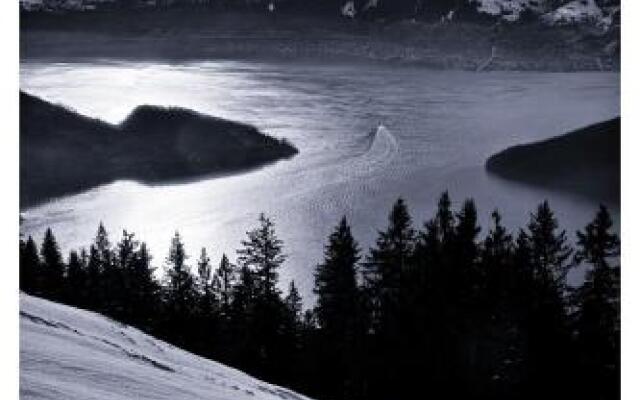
[20, 61, 620, 303]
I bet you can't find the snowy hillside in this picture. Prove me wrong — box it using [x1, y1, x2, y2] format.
[475, 0, 546, 22]
[20, 0, 620, 29]
[474, 0, 618, 26]
[20, 294, 314, 400]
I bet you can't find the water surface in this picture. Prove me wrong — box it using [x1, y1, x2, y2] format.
[20, 61, 620, 302]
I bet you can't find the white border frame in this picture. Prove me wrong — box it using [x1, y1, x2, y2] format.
[1, 1, 638, 398]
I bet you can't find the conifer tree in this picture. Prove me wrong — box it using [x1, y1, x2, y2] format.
[19, 236, 40, 294]
[452, 199, 481, 303]
[454, 199, 481, 265]
[94, 222, 112, 265]
[65, 249, 87, 305]
[228, 263, 257, 368]
[363, 198, 415, 333]
[110, 230, 138, 319]
[526, 201, 573, 288]
[314, 216, 366, 400]
[197, 248, 212, 288]
[435, 191, 455, 244]
[196, 247, 218, 316]
[115, 233, 159, 327]
[482, 211, 514, 268]
[235, 214, 288, 379]
[192, 247, 220, 356]
[477, 211, 526, 395]
[573, 206, 620, 400]
[519, 201, 573, 398]
[117, 230, 138, 269]
[413, 191, 456, 297]
[129, 242, 159, 328]
[85, 223, 114, 312]
[285, 280, 303, 324]
[217, 253, 236, 312]
[414, 191, 456, 278]
[481, 210, 515, 305]
[162, 232, 197, 345]
[362, 199, 416, 399]
[282, 280, 305, 382]
[85, 244, 103, 309]
[314, 216, 361, 336]
[231, 265, 257, 316]
[237, 213, 286, 297]
[164, 232, 196, 313]
[212, 253, 237, 362]
[40, 228, 65, 300]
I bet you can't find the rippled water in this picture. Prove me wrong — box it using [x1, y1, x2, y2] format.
[20, 61, 620, 301]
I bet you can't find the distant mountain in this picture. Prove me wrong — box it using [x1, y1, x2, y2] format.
[486, 117, 620, 202]
[20, 91, 297, 207]
[20, 293, 314, 400]
[19, 0, 620, 29]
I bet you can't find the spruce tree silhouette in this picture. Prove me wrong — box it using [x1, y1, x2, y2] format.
[314, 216, 361, 335]
[111, 230, 139, 321]
[163, 231, 197, 346]
[237, 213, 286, 297]
[285, 281, 303, 323]
[236, 214, 288, 381]
[40, 228, 64, 301]
[196, 247, 218, 316]
[89, 223, 113, 313]
[313, 216, 364, 399]
[213, 253, 237, 363]
[363, 198, 415, 334]
[481, 210, 515, 305]
[19, 236, 40, 294]
[128, 242, 159, 330]
[573, 205, 621, 400]
[65, 249, 87, 305]
[85, 244, 103, 310]
[217, 253, 236, 313]
[193, 247, 220, 356]
[519, 201, 574, 399]
[363, 198, 416, 400]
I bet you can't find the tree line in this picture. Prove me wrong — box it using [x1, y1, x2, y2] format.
[19, 192, 620, 400]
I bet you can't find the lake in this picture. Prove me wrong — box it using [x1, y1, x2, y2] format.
[20, 61, 620, 302]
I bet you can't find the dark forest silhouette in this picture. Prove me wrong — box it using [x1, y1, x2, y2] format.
[486, 117, 620, 202]
[20, 92, 297, 207]
[19, 193, 620, 400]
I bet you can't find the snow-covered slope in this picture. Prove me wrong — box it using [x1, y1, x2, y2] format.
[475, 0, 546, 22]
[20, 294, 314, 400]
[474, 0, 617, 27]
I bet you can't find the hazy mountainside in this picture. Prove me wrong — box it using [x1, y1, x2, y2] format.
[20, 293, 313, 400]
[19, 0, 620, 27]
[20, 91, 297, 207]
[486, 117, 620, 202]
[20, 0, 620, 71]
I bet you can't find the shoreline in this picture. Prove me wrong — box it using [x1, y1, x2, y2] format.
[21, 32, 618, 73]
[20, 11, 619, 72]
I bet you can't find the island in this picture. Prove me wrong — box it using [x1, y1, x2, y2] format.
[486, 117, 620, 203]
[20, 91, 298, 207]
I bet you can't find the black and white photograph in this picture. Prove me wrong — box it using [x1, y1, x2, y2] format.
[6, 0, 634, 399]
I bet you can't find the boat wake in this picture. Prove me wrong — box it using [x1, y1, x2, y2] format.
[349, 124, 399, 176]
